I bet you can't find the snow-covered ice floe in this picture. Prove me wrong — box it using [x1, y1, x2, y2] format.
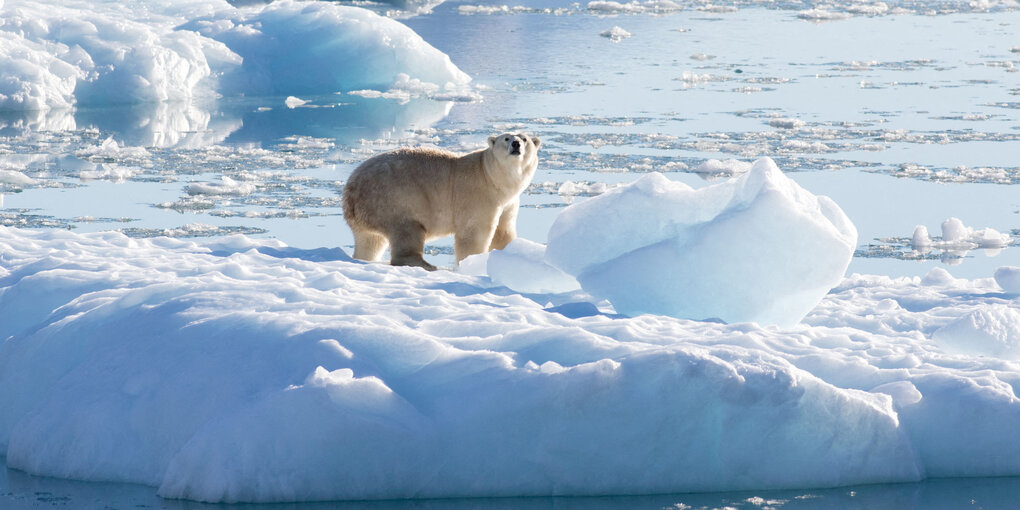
[546, 157, 857, 327]
[2, 225, 1020, 503]
[0, 0, 470, 111]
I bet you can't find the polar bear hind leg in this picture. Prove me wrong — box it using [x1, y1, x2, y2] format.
[388, 220, 437, 271]
[352, 229, 388, 262]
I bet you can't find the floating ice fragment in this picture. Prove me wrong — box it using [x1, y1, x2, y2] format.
[79, 164, 140, 183]
[0, 170, 37, 186]
[935, 217, 1010, 249]
[546, 158, 857, 326]
[994, 266, 1020, 293]
[600, 26, 632, 42]
[186, 176, 257, 196]
[284, 96, 308, 109]
[911, 225, 932, 248]
[587, 0, 682, 14]
[349, 73, 481, 104]
[797, 9, 852, 20]
[768, 118, 806, 129]
[693, 158, 752, 178]
[696, 4, 737, 12]
[941, 217, 969, 243]
[847, 2, 890, 16]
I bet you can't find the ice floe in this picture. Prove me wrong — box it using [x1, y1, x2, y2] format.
[1, 225, 1020, 503]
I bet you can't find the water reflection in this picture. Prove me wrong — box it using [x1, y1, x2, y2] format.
[217, 95, 453, 146]
[0, 94, 454, 149]
[4, 465, 1020, 510]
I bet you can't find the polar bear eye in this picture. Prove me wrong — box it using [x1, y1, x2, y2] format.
[504, 137, 509, 141]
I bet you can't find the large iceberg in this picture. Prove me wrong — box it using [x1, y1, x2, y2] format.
[545, 158, 858, 326]
[0, 0, 470, 111]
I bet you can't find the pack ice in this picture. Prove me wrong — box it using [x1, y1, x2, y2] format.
[546, 157, 857, 326]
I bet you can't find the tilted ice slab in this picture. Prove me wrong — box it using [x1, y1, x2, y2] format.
[0, 0, 470, 111]
[2, 227, 1020, 502]
[546, 157, 857, 327]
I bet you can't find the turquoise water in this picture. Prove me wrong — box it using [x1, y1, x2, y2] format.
[4, 461, 1020, 509]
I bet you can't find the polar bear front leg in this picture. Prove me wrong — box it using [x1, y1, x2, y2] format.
[489, 200, 519, 251]
[455, 213, 500, 263]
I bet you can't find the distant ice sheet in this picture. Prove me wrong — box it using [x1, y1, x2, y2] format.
[0, 0, 470, 111]
[2, 226, 1020, 503]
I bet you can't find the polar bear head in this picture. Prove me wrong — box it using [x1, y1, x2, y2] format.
[488, 132, 541, 163]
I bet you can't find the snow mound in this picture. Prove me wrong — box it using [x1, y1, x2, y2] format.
[932, 306, 1020, 360]
[545, 157, 857, 326]
[3, 227, 1020, 502]
[0, 0, 471, 111]
[995, 266, 1020, 293]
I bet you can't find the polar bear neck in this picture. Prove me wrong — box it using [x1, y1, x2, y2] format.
[481, 149, 537, 198]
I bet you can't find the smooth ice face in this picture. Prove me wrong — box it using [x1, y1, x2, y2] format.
[545, 158, 858, 326]
[486, 238, 580, 294]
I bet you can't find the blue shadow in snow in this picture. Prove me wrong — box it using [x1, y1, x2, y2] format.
[543, 302, 627, 320]
[209, 246, 354, 263]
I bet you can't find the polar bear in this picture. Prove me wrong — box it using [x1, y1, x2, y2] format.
[341, 133, 541, 270]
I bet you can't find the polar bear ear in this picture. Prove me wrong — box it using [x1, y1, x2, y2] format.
[488, 135, 498, 147]
[531, 136, 541, 148]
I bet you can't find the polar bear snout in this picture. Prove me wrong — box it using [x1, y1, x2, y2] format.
[490, 133, 538, 159]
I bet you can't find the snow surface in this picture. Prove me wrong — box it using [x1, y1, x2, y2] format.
[546, 158, 857, 327]
[2, 226, 1020, 503]
[0, 0, 470, 111]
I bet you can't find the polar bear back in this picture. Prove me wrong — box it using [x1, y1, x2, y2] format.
[343, 147, 490, 239]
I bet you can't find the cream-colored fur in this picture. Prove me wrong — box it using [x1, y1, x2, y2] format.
[342, 133, 541, 270]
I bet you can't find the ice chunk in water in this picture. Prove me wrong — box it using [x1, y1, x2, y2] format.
[545, 157, 857, 326]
